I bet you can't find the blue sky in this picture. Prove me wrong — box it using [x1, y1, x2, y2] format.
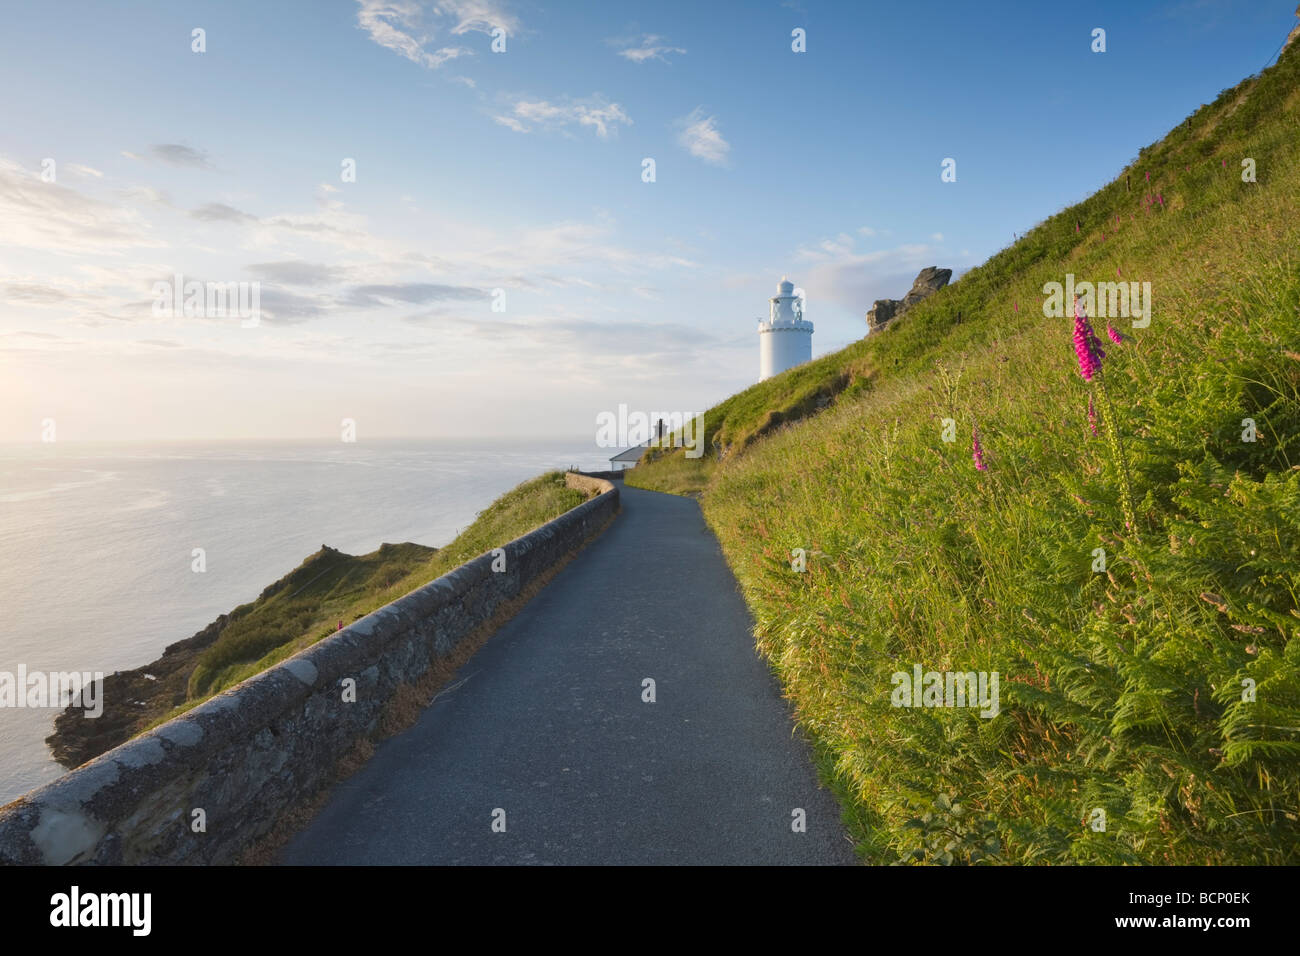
[1, 0, 1295, 441]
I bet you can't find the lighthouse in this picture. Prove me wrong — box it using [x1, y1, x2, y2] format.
[757, 277, 813, 381]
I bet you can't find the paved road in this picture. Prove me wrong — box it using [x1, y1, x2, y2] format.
[280, 483, 856, 865]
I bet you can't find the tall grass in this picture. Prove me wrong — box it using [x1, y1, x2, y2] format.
[632, 43, 1300, 863]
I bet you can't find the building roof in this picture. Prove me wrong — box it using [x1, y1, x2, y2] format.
[609, 444, 648, 463]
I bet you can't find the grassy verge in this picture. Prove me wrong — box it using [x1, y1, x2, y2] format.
[189, 470, 589, 698]
[631, 43, 1300, 863]
[49, 471, 590, 765]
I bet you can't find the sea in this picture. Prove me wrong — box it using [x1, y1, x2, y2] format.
[0, 438, 611, 804]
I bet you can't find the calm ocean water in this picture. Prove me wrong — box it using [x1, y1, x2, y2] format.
[0, 438, 610, 803]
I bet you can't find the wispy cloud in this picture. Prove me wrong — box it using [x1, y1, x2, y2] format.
[354, 0, 518, 69]
[190, 202, 256, 223]
[675, 108, 730, 166]
[0, 158, 163, 254]
[494, 96, 632, 138]
[402, 311, 723, 366]
[1, 137, 705, 389]
[150, 144, 212, 169]
[612, 34, 686, 64]
[4, 284, 72, 303]
[473, 219, 695, 275]
[439, 0, 520, 36]
[792, 231, 953, 313]
[118, 185, 171, 206]
[245, 286, 330, 325]
[340, 282, 483, 307]
[246, 261, 346, 286]
[805, 233, 857, 257]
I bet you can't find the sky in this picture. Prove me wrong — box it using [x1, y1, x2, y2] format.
[1, 0, 1295, 442]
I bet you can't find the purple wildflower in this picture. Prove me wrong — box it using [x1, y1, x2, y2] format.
[972, 426, 988, 471]
[1107, 322, 1124, 344]
[1073, 299, 1104, 382]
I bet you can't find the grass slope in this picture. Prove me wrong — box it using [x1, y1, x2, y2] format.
[189, 470, 589, 698]
[630, 44, 1300, 863]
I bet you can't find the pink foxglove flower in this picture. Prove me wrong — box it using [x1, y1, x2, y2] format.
[1107, 322, 1124, 344]
[1073, 299, 1104, 382]
[972, 426, 988, 471]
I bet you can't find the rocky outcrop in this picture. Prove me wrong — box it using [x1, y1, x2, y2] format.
[865, 266, 952, 333]
[865, 298, 901, 332]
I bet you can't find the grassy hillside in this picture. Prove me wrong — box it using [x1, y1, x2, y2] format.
[629, 43, 1300, 863]
[50, 472, 590, 766]
[188, 470, 590, 698]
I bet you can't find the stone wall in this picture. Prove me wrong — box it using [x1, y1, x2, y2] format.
[0, 474, 618, 865]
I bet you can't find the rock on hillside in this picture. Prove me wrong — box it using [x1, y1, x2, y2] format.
[865, 266, 952, 333]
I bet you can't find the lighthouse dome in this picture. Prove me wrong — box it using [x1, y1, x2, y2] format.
[777, 277, 794, 295]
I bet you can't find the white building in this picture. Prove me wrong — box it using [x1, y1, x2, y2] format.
[757, 277, 813, 381]
[608, 443, 647, 471]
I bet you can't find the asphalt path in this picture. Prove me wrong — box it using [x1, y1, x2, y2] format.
[280, 482, 856, 865]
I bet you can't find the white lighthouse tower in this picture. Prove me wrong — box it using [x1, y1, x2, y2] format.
[758, 277, 813, 381]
